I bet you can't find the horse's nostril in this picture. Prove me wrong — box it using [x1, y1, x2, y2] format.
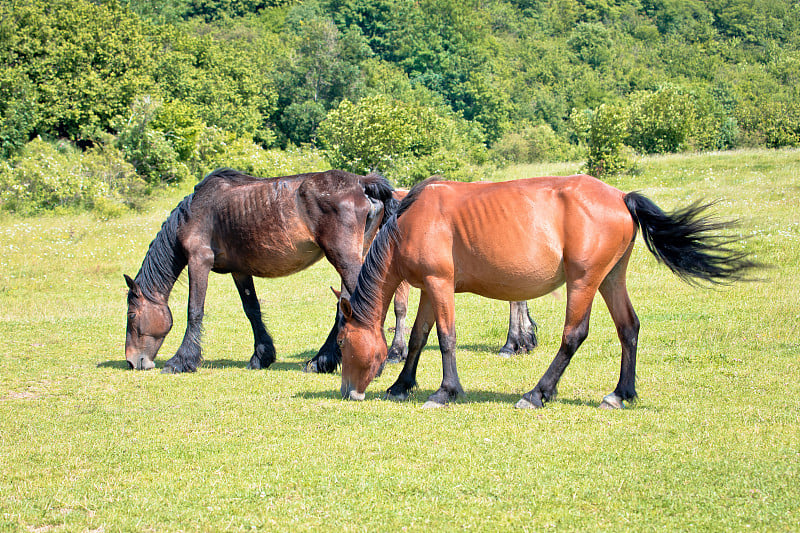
[126, 360, 135, 370]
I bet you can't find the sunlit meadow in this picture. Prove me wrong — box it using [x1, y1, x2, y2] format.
[1, 149, 798, 531]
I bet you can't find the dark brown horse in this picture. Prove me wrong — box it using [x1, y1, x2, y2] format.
[124, 168, 396, 373]
[336, 175, 758, 408]
[304, 189, 537, 373]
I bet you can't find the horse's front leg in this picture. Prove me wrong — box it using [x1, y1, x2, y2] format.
[386, 290, 434, 402]
[499, 301, 538, 356]
[422, 279, 464, 408]
[387, 281, 410, 362]
[232, 273, 275, 370]
[307, 224, 365, 373]
[304, 285, 349, 374]
[163, 251, 213, 373]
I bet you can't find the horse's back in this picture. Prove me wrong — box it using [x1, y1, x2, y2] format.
[182, 169, 349, 276]
[396, 176, 635, 300]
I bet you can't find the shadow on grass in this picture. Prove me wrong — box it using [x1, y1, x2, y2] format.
[294, 386, 599, 408]
[96, 350, 322, 373]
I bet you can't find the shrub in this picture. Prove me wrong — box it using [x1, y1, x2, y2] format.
[194, 126, 328, 178]
[0, 138, 143, 215]
[319, 94, 487, 185]
[626, 87, 695, 154]
[115, 96, 191, 184]
[572, 104, 634, 176]
[491, 124, 582, 165]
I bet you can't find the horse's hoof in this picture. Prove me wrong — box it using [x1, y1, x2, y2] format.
[422, 400, 446, 409]
[386, 346, 407, 363]
[384, 391, 409, 402]
[516, 392, 544, 409]
[599, 394, 625, 410]
[515, 398, 541, 409]
[498, 347, 514, 358]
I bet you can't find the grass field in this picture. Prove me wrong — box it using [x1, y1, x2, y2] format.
[1, 149, 798, 531]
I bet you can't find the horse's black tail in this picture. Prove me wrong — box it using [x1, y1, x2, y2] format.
[362, 173, 400, 224]
[624, 192, 760, 285]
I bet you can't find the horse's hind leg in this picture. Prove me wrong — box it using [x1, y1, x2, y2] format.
[387, 281, 410, 362]
[499, 301, 538, 356]
[597, 269, 639, 409]
[516, 287, 594, 408]
[232, 273, 276, 370]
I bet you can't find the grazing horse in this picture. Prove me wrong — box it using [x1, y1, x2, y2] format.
[304, 189, 536, 374]
[336, 175, 758, 408]
[124, 168, 395, 373]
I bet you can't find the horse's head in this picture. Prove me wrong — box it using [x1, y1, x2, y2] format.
[337, 296, 386, 400]
[124, 274, 172, 370]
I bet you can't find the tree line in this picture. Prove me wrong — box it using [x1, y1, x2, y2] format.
[1, 0, 798, 214]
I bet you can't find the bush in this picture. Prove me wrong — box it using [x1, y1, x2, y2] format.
[0, 138, 144, 215]
[572, 104, 634, 176]
[115, 96, 191, 184]
[491, 124, 582, 165]
[626, 87, 695, 154]
[319, 94, 487, 185]
[194, 126, 328, 178]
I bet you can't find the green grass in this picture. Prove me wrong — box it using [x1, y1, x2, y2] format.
[1, 149, 799, 531]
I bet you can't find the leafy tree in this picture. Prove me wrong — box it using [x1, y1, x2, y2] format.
[568, 22, 613, 68]
[150, 24, 279, 146]
[626, 86, 695, 154]
[273, 7, 367, 145]
[0, 0, 156, 143]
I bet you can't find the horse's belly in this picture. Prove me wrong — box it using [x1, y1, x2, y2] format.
[455, 258, 565, 301]
[214, 238, 324, 278]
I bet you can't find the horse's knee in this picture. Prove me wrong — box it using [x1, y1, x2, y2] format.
[563, 322, 589, 353]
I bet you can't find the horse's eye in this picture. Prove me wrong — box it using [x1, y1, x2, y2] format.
[337, 338, 344, 347]
[128, 312, 136, 320]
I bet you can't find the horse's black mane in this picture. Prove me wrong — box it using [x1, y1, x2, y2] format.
[397, 176, 441, 217]
[133, 194, 192, 302]
[349, 215, 401, 324]
[348, 176, 442, 322]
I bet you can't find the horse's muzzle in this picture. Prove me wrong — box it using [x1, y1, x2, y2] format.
[127, 354, 156, 371]
[341, 381, 365, 401]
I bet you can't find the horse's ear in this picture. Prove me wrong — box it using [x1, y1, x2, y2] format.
[340, 297, 353, 320]
[124, 274, 141, 297]
[330, 286, 342, 300]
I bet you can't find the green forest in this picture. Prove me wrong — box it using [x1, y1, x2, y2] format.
[1, 0, 799, 214]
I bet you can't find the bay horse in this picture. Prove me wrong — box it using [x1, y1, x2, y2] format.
[336, 175, 758, 408]
[124, 168, 396, 373]
[304, 189, 537, 373]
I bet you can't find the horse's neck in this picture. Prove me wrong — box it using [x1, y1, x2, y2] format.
[351, 234, 404, 328]
[135, 232, 187, 303]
